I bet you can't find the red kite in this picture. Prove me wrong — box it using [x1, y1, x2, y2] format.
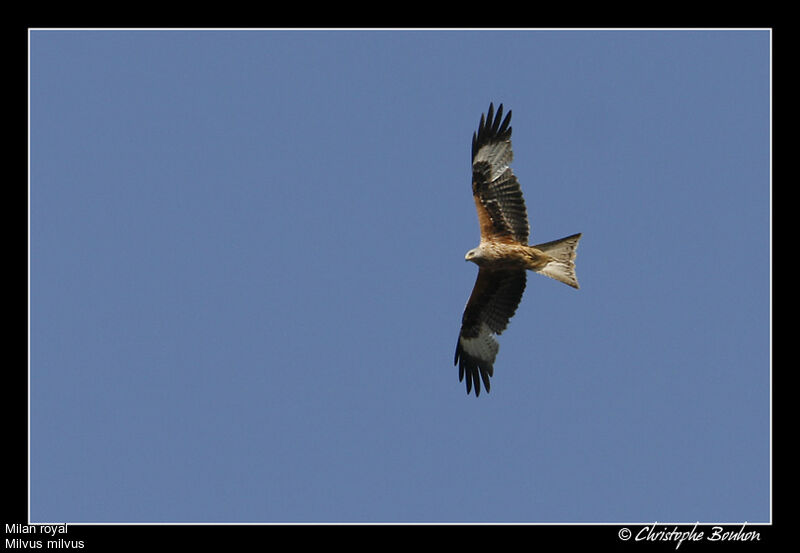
[454, 103, 581, 396]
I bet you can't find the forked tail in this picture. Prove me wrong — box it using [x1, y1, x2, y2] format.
[532, 233, 582, 289]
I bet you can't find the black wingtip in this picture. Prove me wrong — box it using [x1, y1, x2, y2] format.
[455, 340, 493, 398]
[472, 102, 513, 160]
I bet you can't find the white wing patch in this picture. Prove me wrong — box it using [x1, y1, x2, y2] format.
[473, 140, 513, 182]
[459, 323, 500, 364]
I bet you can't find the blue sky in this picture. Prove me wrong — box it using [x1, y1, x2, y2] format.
[29, 29, 770, 523]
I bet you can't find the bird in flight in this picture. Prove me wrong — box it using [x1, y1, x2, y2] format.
[454, 103, 582, 396]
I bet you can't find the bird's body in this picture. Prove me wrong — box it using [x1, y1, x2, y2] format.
[466, 241, 565, 272]
[454, 103, 582, 396]
[466, 235, 582, 285]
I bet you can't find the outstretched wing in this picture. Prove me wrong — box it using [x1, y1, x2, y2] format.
[454, 269, 527, 396]
[471, 103, 530, 245]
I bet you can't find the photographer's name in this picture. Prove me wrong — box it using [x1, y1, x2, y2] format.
[619, 522, 760, 549]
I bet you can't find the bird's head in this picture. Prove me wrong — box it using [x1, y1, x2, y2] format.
[465, 247, 485, 265]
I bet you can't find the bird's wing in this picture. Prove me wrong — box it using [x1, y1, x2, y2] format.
[471, 103, 530, 245]
[454, 268, 527, 396]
